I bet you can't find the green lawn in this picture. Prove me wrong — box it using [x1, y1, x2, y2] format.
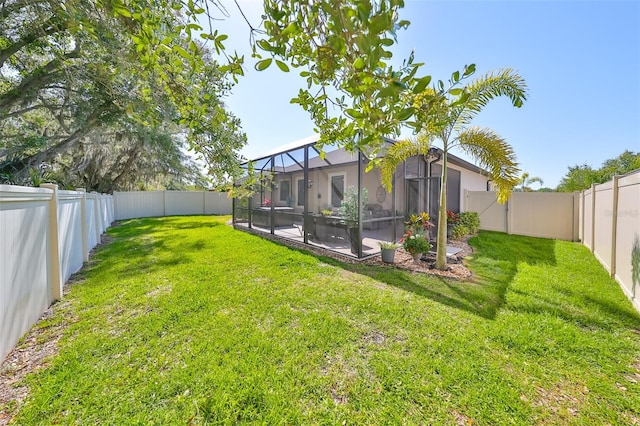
[6, 216, 640, 424]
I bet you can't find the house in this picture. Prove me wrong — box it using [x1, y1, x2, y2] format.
[233, 135, 490, 258]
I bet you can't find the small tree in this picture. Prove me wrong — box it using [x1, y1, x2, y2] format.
[380, 66, 527, 270]
[338, 186, 368, 255]
[517, 172, 544, 192]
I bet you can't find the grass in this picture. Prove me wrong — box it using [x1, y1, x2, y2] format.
[5, 216, 640, 424]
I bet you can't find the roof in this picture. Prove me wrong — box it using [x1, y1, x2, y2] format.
[249, 135, 320, 163]
[246, 135, 488, 176]
[429, 147, 488, 175]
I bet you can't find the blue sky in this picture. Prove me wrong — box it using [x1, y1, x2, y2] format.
[212, 0, 640, 189]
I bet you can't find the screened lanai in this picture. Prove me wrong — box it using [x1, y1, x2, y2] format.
[232, 136, 446, 259]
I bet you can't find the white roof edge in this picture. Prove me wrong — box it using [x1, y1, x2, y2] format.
[249, 135, 321, 161]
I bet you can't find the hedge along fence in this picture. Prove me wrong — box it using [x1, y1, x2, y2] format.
[0, 184, 113, 363]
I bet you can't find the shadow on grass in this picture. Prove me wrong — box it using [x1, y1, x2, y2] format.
[90, 217, 218, 277]
[110, 216, 223, 237]
[308, 231, 559, 320]
[311, 256, 505, 320]
[461, 232, 640, 331]
[469, 231, 557, 267]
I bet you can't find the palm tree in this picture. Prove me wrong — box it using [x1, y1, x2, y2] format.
[380, 67, 527, 270]
[518, 172, 544, 192]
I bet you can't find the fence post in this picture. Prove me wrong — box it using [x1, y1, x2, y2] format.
[580, 190, 585, 243]
[163, 191, 167, 217]
[572, 192, 580, 242]
[93, 192, 102, 242]
[77, 188, 89, 262]
[590, 183, 596, 253]
[505, 199, 511, 235]
[41, 183, 63, 300]
[610, 176, 619, 278]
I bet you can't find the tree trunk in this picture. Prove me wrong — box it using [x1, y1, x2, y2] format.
[436, 150, 448, 270]
[18, 101, 113, 170]
[105, 140, 143, 193]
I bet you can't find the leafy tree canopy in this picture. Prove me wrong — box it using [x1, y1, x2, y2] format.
[556, 150, 640, 192]
[0, 0, 245, 190]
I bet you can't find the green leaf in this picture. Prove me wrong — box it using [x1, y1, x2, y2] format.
[114, 6, 131, 17]
[396, 107, 415, 121]
[275, 60, 290, 72]
[369, 15, 389, 34]
[379, 38, 394, 46]
[281, 22, 299, 36]
[353, 57, 365, 70]
[449, 88, 462, 96]
[255, 58, 273, 71]
[173, 45, 190, 59]
[412, 75, 431, 94]
[378, 86, 397, 98]
[452, 71, 460, 83]
[257, 40, 273, 52]
[345, 109, 364, 118]
[463, 63, 476, 76]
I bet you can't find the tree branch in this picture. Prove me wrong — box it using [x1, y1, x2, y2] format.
[0, 48, 80, 111]
[0, 17, 64, 67]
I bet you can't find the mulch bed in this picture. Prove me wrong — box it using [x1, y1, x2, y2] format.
[358, 237, 474, 280]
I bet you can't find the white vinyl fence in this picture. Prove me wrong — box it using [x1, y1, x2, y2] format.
[580, 170, 640, 312]
[113, 191, 231, 220]
[465, 190, 580, 241]
[0, 184, 113, 363]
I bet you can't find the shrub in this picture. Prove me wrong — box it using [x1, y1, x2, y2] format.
[405, 212, 434, 233]
[338, 186, 368, 222]
[457, 212, 480, 234]
[450, 224, 469, 240]
[401, 211, 434, 255]
[400, 230, 431, 255]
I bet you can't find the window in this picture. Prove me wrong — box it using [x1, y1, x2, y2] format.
[297, 178, 305, 206]
[329, 174, 345, 208]
[279, 180, 290, 202]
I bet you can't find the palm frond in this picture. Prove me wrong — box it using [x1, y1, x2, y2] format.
[413, 88, 450, 136]
[458, 126, 520, 203]
[457, 69, 528, 127]
[378, 136, 431, 191]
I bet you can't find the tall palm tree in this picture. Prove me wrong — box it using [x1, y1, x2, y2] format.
[380, 67, 527, 270]
[518, 172, 544, 192]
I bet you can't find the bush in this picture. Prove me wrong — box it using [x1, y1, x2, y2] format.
[450, 224, 469, 240]
[457, 212, 480, 234]
[400, 230, 431, 255]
